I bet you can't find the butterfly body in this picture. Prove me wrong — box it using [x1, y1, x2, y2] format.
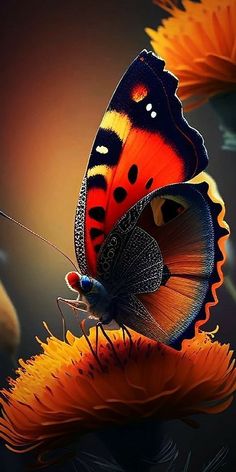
[70, 50, 228, 347]
[66, 272, 111, 322]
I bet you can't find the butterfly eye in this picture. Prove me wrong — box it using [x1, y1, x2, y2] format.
[80, 276, 93, 293]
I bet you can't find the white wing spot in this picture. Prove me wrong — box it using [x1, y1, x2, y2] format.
[151, 111, 157, 118]
[146, 103, 152, 111]
[96, 145, 109, 154]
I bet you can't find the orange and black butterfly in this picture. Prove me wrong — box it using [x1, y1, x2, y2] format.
[62, 50, 228, 347]
[1, 50, 227, 348]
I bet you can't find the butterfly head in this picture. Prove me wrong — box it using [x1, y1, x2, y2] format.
[65, 271, 110, 320]
[65, 272, 93, 294]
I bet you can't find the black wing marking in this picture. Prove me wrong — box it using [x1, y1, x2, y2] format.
[97, 223, 163, 296]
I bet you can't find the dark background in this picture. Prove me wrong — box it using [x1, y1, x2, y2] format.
[1, 1, 236, 470]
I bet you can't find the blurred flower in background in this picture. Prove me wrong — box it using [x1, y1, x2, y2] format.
[0, 281, 20, 358]
[146, 0, 236, 150]
[0, 326, 235, 469]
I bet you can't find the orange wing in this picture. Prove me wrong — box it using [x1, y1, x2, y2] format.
[96, 176, 228, 346]
[136, 179, 228, 346]
[74, 51, 208, 276]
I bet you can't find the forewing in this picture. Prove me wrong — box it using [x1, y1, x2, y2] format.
[74, 50, 208, 275]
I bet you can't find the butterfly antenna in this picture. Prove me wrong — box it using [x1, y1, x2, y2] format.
[0, 210, 79, 272]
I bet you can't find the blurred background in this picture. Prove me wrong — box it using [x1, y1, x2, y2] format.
[1, 0, 236, 470]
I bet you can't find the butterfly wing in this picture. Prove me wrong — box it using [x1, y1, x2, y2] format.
[97, 174, 228, 346]
[74, 50, 208, 275]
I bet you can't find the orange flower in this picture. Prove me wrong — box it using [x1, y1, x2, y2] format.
[0, 325, 235, 464]
[146, 0, 236, 110]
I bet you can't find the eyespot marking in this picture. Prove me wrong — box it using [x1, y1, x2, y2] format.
[87, 175, 107, 190]
[96, 145, 109, 154]
[128, 164, 138, 184]
[145, 178, 153, 190]
[94, 244, 102, 254]
[88, 207, 105, 222]
[131, 84, 148, 102]
[113, 187, 127, 203]
[90, 228, 104, 240]
[161, 199, 185, 224]
[146, 103, 152, 111]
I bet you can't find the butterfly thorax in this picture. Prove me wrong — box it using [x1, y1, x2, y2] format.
[83, 278, 112, 322]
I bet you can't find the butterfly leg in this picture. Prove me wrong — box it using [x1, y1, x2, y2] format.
[56, 297, 89, 341]
[95, 321, 123, 368]
[80, 319, 105, 372]
[121, 324, 133, 356]
[95, 311, 113, 354]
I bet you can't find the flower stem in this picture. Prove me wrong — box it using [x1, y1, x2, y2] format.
[96, 420, 163, 472]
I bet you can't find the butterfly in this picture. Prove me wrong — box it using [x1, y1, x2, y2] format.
[62, 50, 227, 347]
